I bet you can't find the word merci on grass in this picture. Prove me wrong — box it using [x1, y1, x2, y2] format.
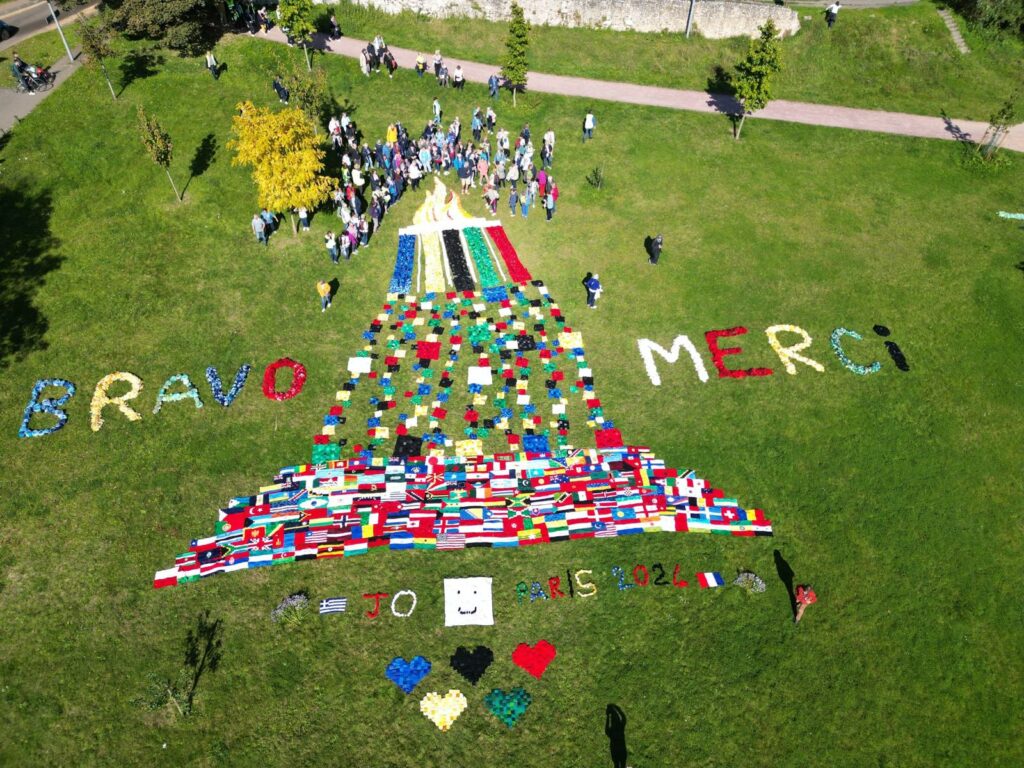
[639, 324, 909, 386]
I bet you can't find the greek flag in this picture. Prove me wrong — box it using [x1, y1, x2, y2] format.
[319, 597, 348, 615]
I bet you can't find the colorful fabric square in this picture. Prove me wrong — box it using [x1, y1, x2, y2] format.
[464, 227, 501, 288]
[419, 690, 468, 732]
[441, 229, 475, 292]
[389, 234, 416, 294]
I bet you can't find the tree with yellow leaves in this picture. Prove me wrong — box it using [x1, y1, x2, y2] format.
[228, 101, 335, 234]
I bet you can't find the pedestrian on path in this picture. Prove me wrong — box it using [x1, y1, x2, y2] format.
[453, 65, 465, 90]
[317, 279, 333, 312]
[794, 584, 817, 623]
[330, 15, 341, 39]
[583, 272, 602, 308]
[205, 51, 220, 80]
[825, 1, 841, 29]
[648, 234, 663, 265]
[416, 52, 427, 77]
[252, 213, 267, 245]
[433, 50, 443, 78]
[583, 110, 596, 142]
[325, 231, 339, 264]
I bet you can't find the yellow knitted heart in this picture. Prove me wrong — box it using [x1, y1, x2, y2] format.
[419, 689, 468, 732]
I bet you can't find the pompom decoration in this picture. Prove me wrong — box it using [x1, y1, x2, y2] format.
[830, 327, 881, 376]
[90, 372, 143, 431]
[152, 373, 204, 414]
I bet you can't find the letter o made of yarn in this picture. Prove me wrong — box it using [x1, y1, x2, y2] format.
[262, 358, 308, 401]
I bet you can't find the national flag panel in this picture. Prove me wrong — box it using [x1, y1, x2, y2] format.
[156, 446, 771, 586]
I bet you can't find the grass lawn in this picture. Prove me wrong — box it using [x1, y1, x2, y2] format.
[328, 0, 1024, 120]
[1, 33, 1023, 768]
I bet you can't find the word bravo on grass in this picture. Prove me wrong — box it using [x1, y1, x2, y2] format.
[17, 358, 306, 438]
[638, 324, 910, 386]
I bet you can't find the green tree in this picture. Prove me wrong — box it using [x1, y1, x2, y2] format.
[278, 0, 317, 71]
[229, 101, 336, 234]
[730, 20, 783, 140]
[110, 0, 226, 56]
[285, 59, 332, 134]
[501, 1, 530, 107]
[79, 13, 119, 101]
[137, 106, 181, 202]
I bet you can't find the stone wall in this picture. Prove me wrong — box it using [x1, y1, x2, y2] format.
[331, 0, 800, 39]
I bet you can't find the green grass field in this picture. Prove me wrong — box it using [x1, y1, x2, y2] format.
[328, 0, 1024, 120]
[1, 32, 1023, 768]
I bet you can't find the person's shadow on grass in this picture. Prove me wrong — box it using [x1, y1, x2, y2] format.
[328, 277, 340, 302]
[605, 704, 628, 768]
[774, 549, 797, 620]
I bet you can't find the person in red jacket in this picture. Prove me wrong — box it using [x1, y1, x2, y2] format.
[794, 584, 817, 623]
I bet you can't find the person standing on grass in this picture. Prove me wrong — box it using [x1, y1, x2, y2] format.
[252, 213, 267, 245]
[795, 584, 817, 623]
[433, 98, 442, 125]
[520, 185, 532, 218]
[508, 185, 519, 217]
[825, 1, 841, 29]
[325, 231, 339, 264]
[544, 188, 556, 221]
[453, 65, 465, 90]
[649, 234, 664, 265]
[205, 50, 219, 80]
[583, 110, 596, 142]
[584, 272, 602, 308]
[488, 71, 500, 98]
[297, 206, 310, 232]
[317, 279, 332, 312]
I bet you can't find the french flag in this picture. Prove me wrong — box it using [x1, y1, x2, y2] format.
[696, 572, 725, 589]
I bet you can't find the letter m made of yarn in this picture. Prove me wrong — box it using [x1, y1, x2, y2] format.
[637, 336, 709, 387]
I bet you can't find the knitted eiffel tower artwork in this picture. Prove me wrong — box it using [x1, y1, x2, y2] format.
[155, 182, 771, 588]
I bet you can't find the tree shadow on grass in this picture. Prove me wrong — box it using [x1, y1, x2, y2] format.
[182, 132, 218, 196]
[118, 50, 164, 96]
[0, 185, 63, 369]
[706, 65, 742, 133]
[1016, 261, 1024, 276]
[184, 609, 223, 713]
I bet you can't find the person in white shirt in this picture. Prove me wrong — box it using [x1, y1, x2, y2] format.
[825, 1, 841, 29]
[583, 111, 596, 142]
[543, 129, 555, 149]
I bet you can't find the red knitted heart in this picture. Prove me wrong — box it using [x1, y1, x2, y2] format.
[511, 640, 557, 680]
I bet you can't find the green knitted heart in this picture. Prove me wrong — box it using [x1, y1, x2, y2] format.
[484, 687, 532, 728]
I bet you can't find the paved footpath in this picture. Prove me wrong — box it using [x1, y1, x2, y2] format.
[263, 28, 1023, 152]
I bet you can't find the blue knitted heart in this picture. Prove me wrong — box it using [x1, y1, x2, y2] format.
[386, 656, 432, 694]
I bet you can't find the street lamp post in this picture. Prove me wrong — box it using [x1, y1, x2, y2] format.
[685, 0, 696, 38]
[46, 2, 76, 62]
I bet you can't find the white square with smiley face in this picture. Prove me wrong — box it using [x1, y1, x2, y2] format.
[443, 577, 494, 627]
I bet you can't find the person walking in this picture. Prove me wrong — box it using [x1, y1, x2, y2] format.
[330, 14, 341, 39]
[508, 185, 519, 217]
[583, 110, 596, 142]
[825, 1, 841, 29]
[453, 65, 465, 91]
[433, 50, 443, 78]
[260, 208, 277, 234]
[584, 272, 602, 308]
[488, 72, 500, 99]
[649, 234, 664, 265]
[325, 231, 339, 264]
[205, 50, 219, 80]
[252, 213, 267, 246]
[794, 584, 817, 623]
[432, 98, 442, 125]
[317, 279, 333, 312]
[415, 52, 427, 77]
